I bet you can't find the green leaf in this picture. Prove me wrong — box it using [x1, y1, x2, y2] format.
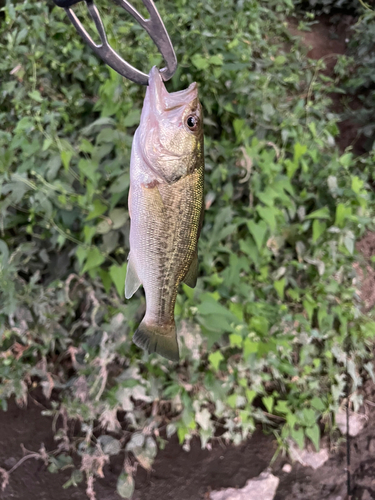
[61, 150, 72, 171]
[208, 351, 224, 371]
[233, 119, 246, 140]
[274, 278, 286, 300]
[274, 55, 286, 65]
[291, 427, 305, 449]
[78, 159, 98, 185]
[191, 54, 210, 70]
[117, 473, 134, 499]
[262, 395, 274, 413]
[199, 315, 232, 338]
[246, 389, 256, 405]
[177, 425, 189, 444]
[249, 316, 268, 335]
[243, 339, 259, 357]
[209, 54, 223, 66]
[110, 173, 129, 194]
[312, 219, 326, 242]
[227, 394, 237, 409]
[311, 397, 325, 412]
[229, 302, 244, 321]
[256, 206, 277, 232]
[303, 299, 315, 321]
[97, 127, 119, 143]
[247, 220, 268, 252]
[351, 175, 363, 194]
[101, 231, 119, 254]
[261, 103, 275, 121]
[109, 263, 127, 297]
[197, 294, 238, 323]
[109, 208, 128, 229]
[79, 139, 94, 154]
[305, 207, 330, 220]
[82, 117, 115, 135]
[62, 470, 83, 489]
[339, 152, 352, 168]
[76, 246, 87, 267]
[42, 137, 53, 151]
[286, 412, 297, 429]
[274, 400, 289, 414]
[306, 424, 320, 452]
[335, 203, 351, 228]
[28, 90, 43, 103]
[96, 219, 112, 234]
[14, 116, 33, 132]
[0, 240, 9, 265]
[98, 269, 112, 294]
[86, 199, 108, 221]
[229, 333, 243, 348]
[285, 158, 299, 179]
[344, 233, 354, 254]
[83, 225, 97, 244]
[98, 435, 121, 456]
[239, 238, 259, 266]
[82, 247, 105, 274]
[123, 109, 141, 127]
[294, 142, 307, 163]
[302, 408, 316, 427]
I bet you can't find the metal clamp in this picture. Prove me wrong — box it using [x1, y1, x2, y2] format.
[53, 0, 177, 85]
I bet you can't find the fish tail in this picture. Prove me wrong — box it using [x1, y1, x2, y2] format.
[133, 320, 179, 362]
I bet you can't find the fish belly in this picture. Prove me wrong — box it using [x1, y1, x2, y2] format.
[128, 167, 203, 360]
[131, 169, 203, 322]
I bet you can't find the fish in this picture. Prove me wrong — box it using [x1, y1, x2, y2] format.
[125, 66, 204, 362]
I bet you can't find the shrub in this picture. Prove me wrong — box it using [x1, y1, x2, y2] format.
[294, 0, 361, 14]
[0, 0, 374, 497]
[338, 7, 375, 148]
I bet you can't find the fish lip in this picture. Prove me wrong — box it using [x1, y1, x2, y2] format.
[136, 67, 201, 183]
[148, 66, 198, 112]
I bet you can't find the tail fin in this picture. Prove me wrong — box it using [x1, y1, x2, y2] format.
[133, 320, 179, 362]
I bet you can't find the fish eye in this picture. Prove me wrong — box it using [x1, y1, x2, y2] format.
[186, 115, 199, 131]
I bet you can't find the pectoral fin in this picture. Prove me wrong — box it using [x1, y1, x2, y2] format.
[125, 254, 141, 299]
[183, 252, 198, 288]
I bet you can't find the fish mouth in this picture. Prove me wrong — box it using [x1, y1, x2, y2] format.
[147, 66, 198, 113]
[136, 67, 201, 183]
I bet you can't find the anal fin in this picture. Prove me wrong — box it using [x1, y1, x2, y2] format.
[183, 252, 198, 288]
[125, 253, 141, 299]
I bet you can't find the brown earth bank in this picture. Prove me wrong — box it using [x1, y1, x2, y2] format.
[1, 379, 375, 500]
[289, 13, 368, 154]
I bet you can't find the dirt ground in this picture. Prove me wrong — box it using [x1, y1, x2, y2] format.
[1, 382, 375, 500]
[289, 13, 367, 154]
[1, 11, 375, 500]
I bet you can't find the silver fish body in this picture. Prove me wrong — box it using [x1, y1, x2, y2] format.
[125, 67, 204, 361]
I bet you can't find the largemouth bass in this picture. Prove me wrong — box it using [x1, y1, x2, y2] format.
[125, 66, 204, 362]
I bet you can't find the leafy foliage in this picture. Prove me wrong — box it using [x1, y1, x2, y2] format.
[338, 7, 375, 148]
[0, 0, 374, 497]
[294, 0, 361, 14]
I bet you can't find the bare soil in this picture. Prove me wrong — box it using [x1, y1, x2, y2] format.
[1, 12, 375, 500]
[289, 13, 367, 154]
[356, 233, 375, 312]
[1, 382, 375, 500]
